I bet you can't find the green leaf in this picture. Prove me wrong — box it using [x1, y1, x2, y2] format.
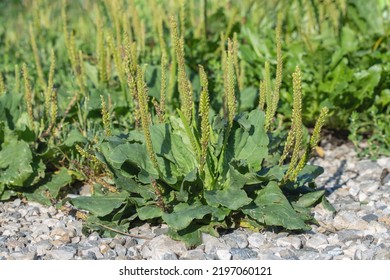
[167, 227, 202, 247]
[84, 215, 130, 238]
[227, 110, 269, 171]
[353, 65, 382, 99]
[167, 223, 219, 247]
[84, 62, 99, 88]
[292, 205, 317, 223]
[222, 162, 249, 189]
[0, 92, 23, 129]
[107, 142, 158, 183]
[25, 168, 73, 205]
[0, 190, 17, 200]
[162, 201, 213, 230]
[341, 26, 358, 53]
[243, 181, 310, 230]
[205, 188, 251, 210]
[63, 129, 87, 147]
[145, 65, 162, 100]
[321, 196, 336, 213]
[210, 206, 231, 221]
[177, 168, 198, 202]
[71, 192, 128, 217]
[149, 123, 180, 185]
[238, 87, 258, 112]
[258, 165, 285, 181]
[169, 116, 198, 175]
[137, 205, 163, 220]
[0, 140, 33, 187]
[171, 109, 200, 174]
[115, 175, 155, 200]
[296, 164, 324, 187]
[293, 190, 325, 208]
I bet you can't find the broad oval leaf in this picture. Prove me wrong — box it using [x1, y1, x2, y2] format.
[25, 168, 73, 205]
[0, 140, 33, 187]
[243, 181, 310, 230]
[137, 205, 163, 220]
[293, 190, 326, 208]
[71, 192, 128, 217]
[162, 201, 213, 230]
[204, 188, 252, 210]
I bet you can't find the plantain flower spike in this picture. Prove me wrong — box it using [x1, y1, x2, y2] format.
[226, 38, 236, 129]
[284, 66, 304, 181]
[170, 16, 193, 124]
[136, 65, 159, 171]
[199, 65, 210, 172]
[292, 106, 329, 180]
[100, 95, 112, 137]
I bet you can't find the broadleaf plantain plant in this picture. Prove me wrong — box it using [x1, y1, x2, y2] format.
[0, 1, 333, 247]
[70, 18, 331, 246]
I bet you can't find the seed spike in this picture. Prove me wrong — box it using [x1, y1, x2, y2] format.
[264, 61, 273, 130]
[258, 80, 266, 111]
[50, 88, 58, 127]
[199, 65, 210, 172]
[101, 95, 112, 137]
[284, 66, 304, 181]
[292, 107, 329, 180]
[159, 53, 167, 122]
[226, 38, 236, 129]
[46, 48, 56, 119]
[170, 16, 193, 124]
[136, 65, 159, 172]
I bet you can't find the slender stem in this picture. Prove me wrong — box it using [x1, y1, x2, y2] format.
[93, 222, 152, 240]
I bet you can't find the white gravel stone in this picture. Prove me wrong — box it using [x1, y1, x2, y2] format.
[276, 236, 302, 250]
[2, 229, 15, 236]
[50, 227, 71, 243]
[115, 244, 127, 257]
[42, 218, 60, 228]
[9, 251, 36, 260]
[349, 185, 360, 196]
[333, 211, 370, 231]
[151, 248, 177, 260]
[365, 221, 388, 234]
[202, 234, 229, 255]
[248, 233, 266, 248]
[140, 245, 152, 259]
[374, 249, 390, 260]
[325, 247, 343, 256]
[305, 235, 329, 249]
[148, 235, 187, 257]
[12, 199, 22, 207]
[377, 158, 390, 169]
[47, 249, 75, 260]
[216, 249, 232, 260]
[126, 247, 140, 258]
[180, 249, 207, 260]
[361, 182, 380, 193]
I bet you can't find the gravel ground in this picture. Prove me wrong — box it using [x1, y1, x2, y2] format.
[1, 140, 390, 260]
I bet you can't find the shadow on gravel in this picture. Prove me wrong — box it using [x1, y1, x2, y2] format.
[317, 160, 359, 196]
